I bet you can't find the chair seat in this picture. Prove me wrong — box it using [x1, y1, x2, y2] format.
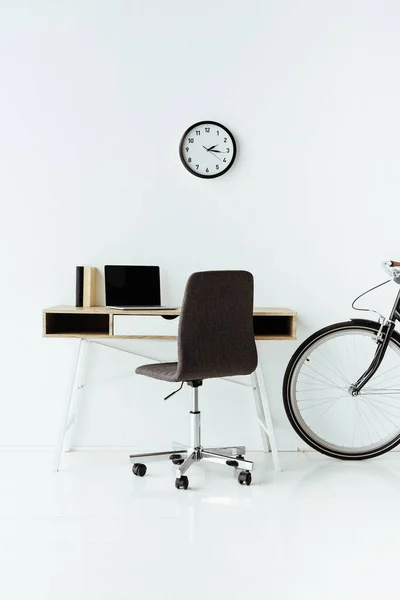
[135, 362, 180, 382]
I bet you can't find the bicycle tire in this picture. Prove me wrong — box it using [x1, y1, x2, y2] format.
[283, 319, 400, 460]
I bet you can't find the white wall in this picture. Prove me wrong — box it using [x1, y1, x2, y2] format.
[2, 0, 400, 451]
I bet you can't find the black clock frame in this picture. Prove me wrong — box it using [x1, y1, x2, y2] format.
[179, 120, 237, 179]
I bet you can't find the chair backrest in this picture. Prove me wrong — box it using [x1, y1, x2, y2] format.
[175, 270, 258, 381]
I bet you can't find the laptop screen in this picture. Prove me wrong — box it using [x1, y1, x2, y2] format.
[104, 265, 161, 307]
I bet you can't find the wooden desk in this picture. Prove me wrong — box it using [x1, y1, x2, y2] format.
[43, 305, 296, 340]
[43, 306, 297, 472]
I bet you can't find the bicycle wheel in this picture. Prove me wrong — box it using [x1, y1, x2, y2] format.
[283, 320, 400, 459]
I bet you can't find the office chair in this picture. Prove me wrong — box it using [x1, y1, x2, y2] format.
[130, 270, 258, 490]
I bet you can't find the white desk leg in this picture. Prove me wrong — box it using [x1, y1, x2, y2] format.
[53, 340, 87, 472]
[250, 371, 270, 453]
[64, 340, 89, 453]
[251, 366, 281, 472]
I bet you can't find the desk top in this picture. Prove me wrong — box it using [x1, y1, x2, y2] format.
[43, 305, 297, 317]
[43, 306, 297, 340]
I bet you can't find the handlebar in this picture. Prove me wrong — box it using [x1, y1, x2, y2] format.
[382, 261, 400, 282]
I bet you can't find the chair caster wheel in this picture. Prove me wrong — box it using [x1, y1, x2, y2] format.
[238, 471, 252, 486]
[132, 463, 147, 477]
[175, 476, 189, 490]
[170, 454, 185, 466]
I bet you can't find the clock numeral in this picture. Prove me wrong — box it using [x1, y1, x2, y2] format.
[196, 130, 201, 135]
[188, 138, 194, 143]
[226, 148, 230, 153]
[217, 130, 219, 135]
[224, 137, 227, 142]
[205, 127, 210, 133]
[216, 164, 220, 170]
[195, 165, 199, 169]
[223, 158, 227, 162]
[188, 158, 192, 163]
[206, 167, 209, 173]
[185, 147, 189, 152]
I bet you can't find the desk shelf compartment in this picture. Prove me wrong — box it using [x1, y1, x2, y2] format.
[44, 312, 111, 337]
[253, 315, 295, 340]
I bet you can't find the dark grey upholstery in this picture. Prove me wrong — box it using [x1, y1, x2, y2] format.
[135, 270, 258, 382]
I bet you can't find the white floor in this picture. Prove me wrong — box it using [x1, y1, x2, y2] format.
[0, 450, 399, 600]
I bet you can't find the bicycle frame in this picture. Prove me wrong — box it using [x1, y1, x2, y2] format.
[351, 286, 400, 394]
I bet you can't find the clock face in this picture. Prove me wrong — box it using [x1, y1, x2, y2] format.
[179, 121, 237, 178]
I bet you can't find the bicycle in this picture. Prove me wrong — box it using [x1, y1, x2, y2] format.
[283, 260, 400, 460]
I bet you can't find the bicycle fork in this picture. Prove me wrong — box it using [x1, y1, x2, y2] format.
[349, 320, 396, 395]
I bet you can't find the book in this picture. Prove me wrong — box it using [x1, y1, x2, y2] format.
[75, 266, 84, 307]
[83, 266, 97, 307]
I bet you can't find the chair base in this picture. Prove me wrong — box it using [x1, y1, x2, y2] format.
[129, 383, 253, 489]
[130, 445, 253, 488]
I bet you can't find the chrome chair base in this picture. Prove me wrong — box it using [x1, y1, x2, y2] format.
[130, 445, 253, 485]
[129, 385, 253, 489]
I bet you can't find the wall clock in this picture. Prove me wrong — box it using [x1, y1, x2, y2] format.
[179, 120, 237, 178]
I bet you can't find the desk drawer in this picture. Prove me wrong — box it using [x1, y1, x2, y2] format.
[113, 315, 179, 337]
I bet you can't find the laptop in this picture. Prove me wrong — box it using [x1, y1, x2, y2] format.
[105, 265, 176, 310]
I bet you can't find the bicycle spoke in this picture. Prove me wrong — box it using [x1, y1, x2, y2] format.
[297, 371, 345, 390]
[324, 342, 355, 384]
[301, 363, 348, 391]
[362, 394, 400, 406]
[308, 396, 345, 428]
[366, 384, 400, 391]
[369, 363, 400, 384]
[344, 336, 357, 382]
[298, 395, 345, 402]
[362, 399, 400, 425]
[297, 387, 346, 392]
[358, 397, 397, 432]
[355, 401, 376, 445]
[300, 398, 341, 411]
[312, 348, 351, 386]
[366, 393, 400, 398]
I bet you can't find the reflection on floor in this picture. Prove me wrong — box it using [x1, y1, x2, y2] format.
[0, 450, 399, 600]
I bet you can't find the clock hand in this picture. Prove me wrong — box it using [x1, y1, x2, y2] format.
[209, 151, 222, 161]
[207, 144, 218, 151]
[210, 149, 226, 153]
